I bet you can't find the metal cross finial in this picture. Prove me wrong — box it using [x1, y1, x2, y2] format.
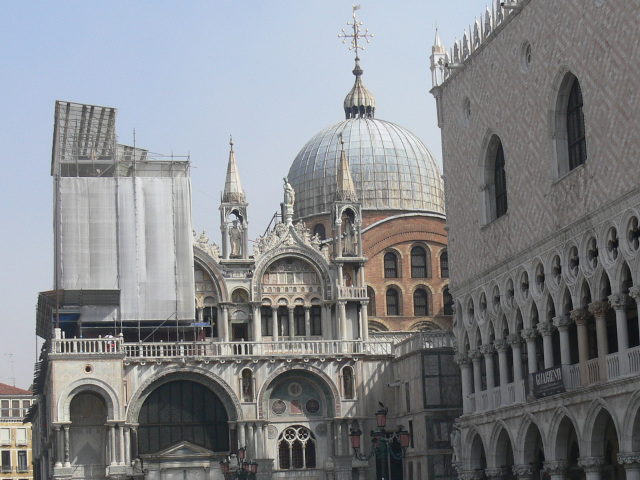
[338, 5, 373, 58]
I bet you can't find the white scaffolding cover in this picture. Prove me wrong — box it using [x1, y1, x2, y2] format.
[57, 175, 195, 322]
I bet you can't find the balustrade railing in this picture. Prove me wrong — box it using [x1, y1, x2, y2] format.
[606, 353, 620, 380]
[336, 286, 368, 299]
[586, 358, 601, 383]
[53, 338, 394, 360]
[506, 383, 515, 404]
[629, 346, 640, 374]
[566, 364, 581, 390]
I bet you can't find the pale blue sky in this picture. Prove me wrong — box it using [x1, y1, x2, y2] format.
[0, 1, 486, 388]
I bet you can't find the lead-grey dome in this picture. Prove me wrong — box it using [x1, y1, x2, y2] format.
[288, 118, 445, 219]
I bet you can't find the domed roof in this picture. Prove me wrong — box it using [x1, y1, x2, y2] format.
[288, 118, 445, 219]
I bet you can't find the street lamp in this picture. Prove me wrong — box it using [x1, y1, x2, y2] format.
[219, 447, 258, 480]
[348, 404, 411, 477]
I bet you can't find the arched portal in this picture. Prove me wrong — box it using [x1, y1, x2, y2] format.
[69, 392, 108, 466]
[137, 380, 229, 454]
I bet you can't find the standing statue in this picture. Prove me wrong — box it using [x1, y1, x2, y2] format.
[229, 220, 242, 257]
[450, 424, 461, 465]
[343, 218, 357, 256]
[283, 176, 295, 207]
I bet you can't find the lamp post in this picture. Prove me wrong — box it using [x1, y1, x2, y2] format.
[348, 404, 411, 479]
[219, 447, 258, 480]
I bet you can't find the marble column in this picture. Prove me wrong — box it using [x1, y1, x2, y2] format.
[221, 305, 230, 343]
[553, 315, 573, 366]
[118, 423, 125, 465]
[255, 421, 264, 458]
[237, 422, 246, 450]
[321, 303, 331, 339]
[617, 452, 640, 480]
[521, 328, 539, 374]
[571, 308, 591, 386]
[287, 305, 295, 339]
[109, 423, 117, 466]
[251, 303, 262, 342]
[508, 334, 523, 382]
[494, 339, 510, 391]
[53, 425, 62, 468]
[335, 419, 344, 456]
[271, 306, 278, 341]
[304, 306, 311, 340]
[480, 344, 496, 392]
[588, 301, 611, 381]
[360, 300, 369, 341]
[455, 353, 473, 413]
[469, 349, 483, 395]
[543, 461, 568, 480]
[630, 286, 640, 342]
[338, 301, 347, 339]
[578, 456, 604, 480]
[124, 425, 131, 465]
[537, 321, 555, 369]
[609, 293, 631, 375]
[247, 423, 255, 458]
[63, 424, 71, 467]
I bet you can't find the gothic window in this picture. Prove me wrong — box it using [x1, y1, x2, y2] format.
[310, 306, 322, 336]
[494, 142, 508, 218]
[443, 287, 454, 315]
[278, 426, 316, 470]
[384, 252, 399, 278]
[138, 380, 229, 454]
[261, 306, 273, 336]
[313, 223, 326, 240]
[386, 288, 400, 316]
[367, 287, 376, 316]
[203, 305, 218, 337]
[414, 288, 431, 316]
[440, 250, 449, 278]
[411, 246, 431, 278]
[294, 306, 305, 336]
[342, 366, 355, 399]
[567, 78, 587, 170]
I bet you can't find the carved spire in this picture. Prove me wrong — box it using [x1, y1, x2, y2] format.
[339, 6, 376, 119]
[336, 134, 358, 201]
[222, 136, 246, 204]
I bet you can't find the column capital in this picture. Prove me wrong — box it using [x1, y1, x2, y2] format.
[570, 308, 591, 326]
[577, 456, 604, 472]
[618, 452, 640, 466]
[543, 461, 568, 475]
[454, 353, 470, 365]
[469, 349, 483, 361]
[537, 321, 555, 337]
[337, 300, 347, 307]
[360, 300, 369, 306]
[512, 465, 534, 477]
[458, 470, 484, 480]
[485, 467, 506, 480]
[629, 286, 640, 303]
[494, 339, 509, 353]
[507, 334, 521, 347]
[608, 293, 631, 310]
[303, 305, 311, 311]
[479, 343, 495, 356]
[521, 328, 539, 341]
[287, 305, 296, 312]
[553, 315, 573, 331]
[588, 301, 610, 317]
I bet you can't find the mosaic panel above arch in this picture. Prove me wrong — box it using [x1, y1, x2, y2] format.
[261, 257, 323, 301]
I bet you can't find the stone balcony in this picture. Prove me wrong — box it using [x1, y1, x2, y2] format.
[336, 285, 367, 300]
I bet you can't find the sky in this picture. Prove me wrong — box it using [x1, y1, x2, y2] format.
[0, 0, 488, 389]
